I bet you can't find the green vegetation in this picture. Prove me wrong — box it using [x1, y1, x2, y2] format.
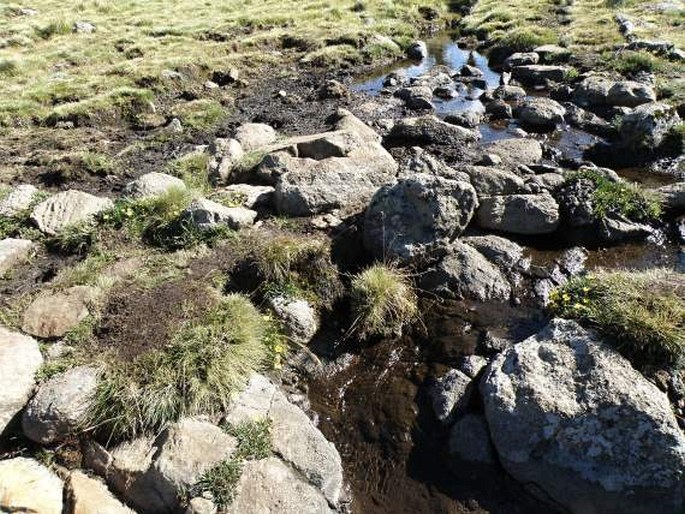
[247, 233, 342, 308]
[167, 152, 211, 193]
[87, 294, 270, 439]
[194, 418, 273, 508]
[350, 263, 418, 339]
[665, 123, 685, 153]
[606, 50, 666, 75]
[549, 269, 685, 368]
[567, 169, 662, 222]
[171, 99, 227, 133]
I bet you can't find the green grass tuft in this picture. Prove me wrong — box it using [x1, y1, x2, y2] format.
[87, 294, 269, 439]
[549, 269, 685, 368]
[350, 263, 418, 339]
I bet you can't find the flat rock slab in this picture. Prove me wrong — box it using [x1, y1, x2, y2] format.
[0, 238, 35, 275]
[30, 190, 112, 236]
[0, 327, 42, 435]
[22, 285, 98, 339]
[482, 138, 543, 169]
[477, 193, 560, 235]
[0, 457, 63, 514]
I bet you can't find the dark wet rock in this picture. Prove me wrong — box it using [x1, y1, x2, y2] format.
[477, 193, 560, 234]
[658, 182, 685, 212]
[479, 153, 503, 166]
[406, 40, 428, 60]
[556, 178, 595, 227]
[511, 65, 568, 85]
[0, 327, 42, 436]
[563, 102, 615, 137]
[22, 365, 98, 444]
[445, 110, 484, 128]
[483, 138, 543, 169]
[503, 52, 539, 71]
[399, 147, 470, 181]
[519, 97, 566, 131]
[460, 64, 483, 77]
[572, 75, 612, 107]
[386, 115, 479, 146]
[619, 102, 682, 151]
[429, 369, 475, 424]
[318, 79, 349, 99]
[363, 174, 478, 264]
[448, 414, 496, 464]
[434, 86, 458, 99]
[395, 86, 434, 110]
[485, 99, 512, 119]
[463, 166, 526, 197]
[421, 241, 512, 301]
[491, 84, 527, 101]
[481, 319, 685, 514]
[470, 77, 488, 90]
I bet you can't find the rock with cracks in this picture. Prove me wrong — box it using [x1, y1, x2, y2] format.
[30, 190, 113, 236]
[476, 193, 560, 235]
[481, 319, 685, 514]
[363, 173, 478, 264]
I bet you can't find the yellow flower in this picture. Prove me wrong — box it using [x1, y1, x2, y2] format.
[582, 287, 590, 293]
[562, 293, 571, 302]
[274, 344, 285, 354]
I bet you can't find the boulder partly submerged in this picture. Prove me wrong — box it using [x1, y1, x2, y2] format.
[481, 319, 685, 514]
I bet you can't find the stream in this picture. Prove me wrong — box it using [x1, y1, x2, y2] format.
[306, 35, 685, 514]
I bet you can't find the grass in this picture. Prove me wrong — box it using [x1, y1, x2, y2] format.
[350, 263, 418, 339]
[605, 50, 667, 74]
[86, 293, 271, 440]
[246, 233, 342, 308]
[193, 418, 273, 508]
[549, 269, 685, 368]
[167, 152, 211, 194]
[566, 169, 662, 222]
[171, 99, 227, 133]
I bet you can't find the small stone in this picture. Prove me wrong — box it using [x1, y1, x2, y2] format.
[0, 238, 35, 275]
[214, 184, 274, 209]
[480, 154, 502, 166]
[429, 369, 474, 424]
[0, 184, 39, 217]
[458, 355, 488, 378]
[22, 285, 98, 339]
[183, 198, 257, 230]
[123, 172, 186, 200]
[406, 41, 428, 60]
[234, 123, 277, 151]
[208, 138, 244, 184]
[73, 21, 96, 33]
[269, 296, 319, 344]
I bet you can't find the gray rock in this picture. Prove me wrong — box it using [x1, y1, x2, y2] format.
[234, 123, 277, 151]
[526, 172, 566, 191]
[0, 238, 34, 275]
[600, 216, 654, 242]
[481, 319, 685, 514]
[183, 198, 257, 230]
[65, 471, 135, 514]
[363, 174, 478, 264]
[511, 65, 568, 85]
[422, 241, 512, 301]
[227, 458, 334, 514]
[458, 355, 489, 379]
[448, 414, 495, 464]
[608, 80, 657, 107]
[123, 172, 187, 200]
[22, 365, 99, 444]
[214, 184, 274, 209]
[492, 84, 527, 101]
[224, 374, 344, 507]
[429, 369, 474, 424]
[395, 86, 434, 110]
[399, 148, 470, 181]
[406, 40, 428, 60]
[186, 497, 217, 514]
[22, 285, 98, 339]
[572, 75, 613, 107]
[482, 138, 543, 169]
[0, 184, 38, 216]
[30, 190, 113, 236]
[476, 193, 560, 234]
[0, 458, 63, 514]
[386, 115, 479, 146]
[519, 97, 566, 130]
[107, 435, 157, 500]
[504, 52, 540, 70]
[208, 138, 244, 184]
[73, 21, 96, 33]
[485, 99, 512, 119]
[113, 419, 238, 513]
[563, 102, 614, 136]
[619, 102, 682, 150]
[445, 110, 484, 128]
[462, 235, 527, 272]
[269, 296, 319, 344]
[464, 166, 526, 197]
[0, 327, 42, 435]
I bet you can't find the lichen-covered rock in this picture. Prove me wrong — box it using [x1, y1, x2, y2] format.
[0, 458, 63, 514]
[183, 197, 257, 230]
[0, 238, 35, 275]
[0, 327, 42, 435]
[511, 65, 568, 85]
[504, 52, 539, 70]
[208, 138, 244, 184]
[227, 458, 334, 514]
[30, 190, 112, 236]
[482, 138, 543, 169]
[363, 173, 478, 264]
[269, 296, 319, 344]
[386, 115, 480, 146]
[22, 365, 99, 444]
[429, 369, 474, 424]
[123, 172, 187, 200]
[464, 166, 526, 197]
[619, 102, 681, 151]
[481, 319, 685, 514]
[462, 235, 527, 272]
[215, 184, 274, 209]
[476, 193, 560, 234]
[519, 97, 566, 130]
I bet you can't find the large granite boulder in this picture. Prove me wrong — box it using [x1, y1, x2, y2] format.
[123, 172, 187, 200]
[0, 457, 63, 514]
[476, 193, 560, 234]
[482, 138, 543, 169]
[619, 102, 681, 151]
[30, 190, 112, 236]
[363, 174, 478, 264]
[481, 319, 685, 514]
[22, 285, 98, 339]
[519, 97, 566, 131]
